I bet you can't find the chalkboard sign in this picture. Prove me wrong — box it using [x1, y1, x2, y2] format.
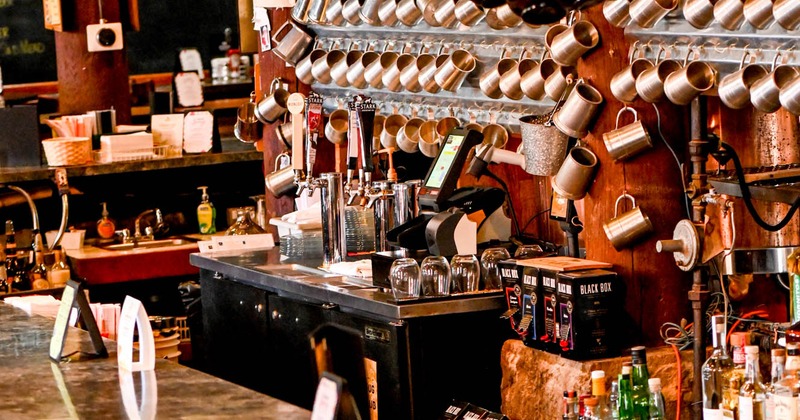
[0, 0, 58, 84]
[0, 0, 240, 85]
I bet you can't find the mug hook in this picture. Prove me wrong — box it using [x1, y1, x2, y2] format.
[270, 78, 282, 95]
[772, 49, 784, 71]
[739, 49, 751, 70]
[614, 193, 636, 218]
[615, 106, 638, 129]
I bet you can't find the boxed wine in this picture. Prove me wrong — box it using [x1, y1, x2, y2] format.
[519, 266, 542, 350]
[498, 260, 524, 339]
[555, 269, 622, 361]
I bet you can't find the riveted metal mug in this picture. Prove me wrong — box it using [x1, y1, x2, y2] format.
[255, 79, 290, 124]
[602, 107, 653, 161]
[603, 193, 653, 251]
[265, 153, 296, 198]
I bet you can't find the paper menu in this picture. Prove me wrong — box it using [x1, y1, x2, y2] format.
[151, 114, 184, 156]
[182, 111, 214, 154]
[174, 72, 204, 108]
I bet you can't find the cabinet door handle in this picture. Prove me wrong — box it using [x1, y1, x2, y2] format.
[212, 272, 223, 280]
[322, 303, 338, 310]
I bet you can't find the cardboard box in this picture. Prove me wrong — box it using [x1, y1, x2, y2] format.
[537, 268, 561, 354]
[519, 266, 541, 349]
[556, 269, 622, 360]
[498, 260, 523, 338]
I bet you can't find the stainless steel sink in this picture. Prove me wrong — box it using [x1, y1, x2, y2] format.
[99, 238, 197, 251]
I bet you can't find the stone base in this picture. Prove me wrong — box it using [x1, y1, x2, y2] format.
[500, 339, 695, 419]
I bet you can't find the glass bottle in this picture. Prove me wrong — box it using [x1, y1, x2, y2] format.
[738, 345, 767, 420]
[0, 249, 7, 294]
[4, 219, 16, 256]
[703, 314, 734, 419]
[584, 397, 601, 420]
[724, 331, 750, 416]
[563, 390, 579, 420]
[647, 378, 666, 420]
[619, 366, 635, 420]
[592, 370, 613, 419]
[225, 208, 267, 235]
[47, 250, 71, 288]
[29, 251, 49, 289]
[10, 250, 31, 292]
[771, 343, 799, 420]
[631, 346, 650, 419]
[609, 380, 621, 419]
[765, 347, 786, 420]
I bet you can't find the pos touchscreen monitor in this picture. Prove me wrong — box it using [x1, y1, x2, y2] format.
[417, 128, 483, 211]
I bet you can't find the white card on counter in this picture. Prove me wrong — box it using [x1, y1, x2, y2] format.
[198, 233, 275, 253]
[174, 72, 204, 108]
[119, 368, 158, 420]
[117, 296, 155, 372]
[311, 375, 340, 420]
[182, 111, 214, 154]
[151, 114, 184, 153]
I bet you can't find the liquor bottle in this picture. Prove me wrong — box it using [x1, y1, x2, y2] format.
[0, 249, 7, 294]
[739, 345, 767, 419]
[647, 378, 666, 420]
[631, 346, 650, 419]
[584, 397, 601, 420]
[703, 314, 734, 419]
[29, 251, 49, 289]
[563, 390, 579, 420]
[10, 251, 31, 292]
[619, 366, 635, 420]
[47, 250, 71, 288]
[592, 370, 613, 419]
[724, 331, 750, 416]
[765, 347, 786, 420]
[772, 343, 799, 420]
[609, 380, 621, 419]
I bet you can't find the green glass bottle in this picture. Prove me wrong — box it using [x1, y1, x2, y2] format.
[631, 346, 651, 419]
[619, 365, 635, 420]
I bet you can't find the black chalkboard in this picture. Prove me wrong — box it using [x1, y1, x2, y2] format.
[0, 0, 240, 85]
[0, 0, 58, 84]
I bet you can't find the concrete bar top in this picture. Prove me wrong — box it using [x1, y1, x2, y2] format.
[190, 247, 505, 320]
[0, 303, 310, 419]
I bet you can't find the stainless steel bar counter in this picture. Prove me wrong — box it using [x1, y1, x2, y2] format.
[188, 247, 505, 320]
[0, 302, 310, 419]
[189, 247, 511, 420]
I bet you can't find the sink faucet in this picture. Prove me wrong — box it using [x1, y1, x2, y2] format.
[134, 209, 165, 242]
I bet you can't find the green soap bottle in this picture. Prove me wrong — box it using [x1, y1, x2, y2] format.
[197, 186, 216, 234]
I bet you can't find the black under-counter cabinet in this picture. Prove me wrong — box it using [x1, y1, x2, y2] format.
[192, 248, 510, 420]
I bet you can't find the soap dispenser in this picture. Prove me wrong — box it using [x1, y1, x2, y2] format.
[97, 202, 116, 240]
[197, 186, 217, 234]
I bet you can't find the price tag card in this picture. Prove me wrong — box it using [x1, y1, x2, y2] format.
[174, 72, 204, 108]
[49, 279, 107, 362]
[42, 0, 63, 31]
[182, 111, 214, 154]
[311, 374, 342, 420]
[117, 296, 155, 372]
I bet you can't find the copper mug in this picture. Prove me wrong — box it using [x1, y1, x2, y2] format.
[635, 56, 682, 103]
[714, 0, 746, 30]
[718, 51, 768, 110]
[551, 146, 599, 200]
[743, 0, 775, 29]
[255, 79, 290, 124]
[296, 47, 328, 85]
[663, 60, 716, 106]
[419, 53, 450, 94]
[774, 0, 800, 30]
[418, 118, 441, 157]
[603, 193, 653, 251]
[402, 53, 436, 93]
[454, 0, 486, 26]
[629, 0, 678, 28]
[683, 0, 717, 29]
[480, 51, 517, 99]
[610, 54, 654, 103]
[275, 117, 306, 149]
[501, 56, 540, 101]
[396, 0, 423, 25]
[364, 50, 400, 89]
[234, 94, 263, 143]
[481, 123, 509, 149]
[324, 109, 349, 145]
[378, 0, 401, 25]
[383, 53, 417, 92]
[602, 107, 653, 162]
[311, 49, 346, 84]
[331, 48, 364, 87]
[434, 49, 476, 92]
[543, 64, 578, 101]
[750, 60, 799, 114]
[603, 0, 633, 28]
[347, 50, 381, 89]
[520, 57, 559, 100]
[553, 82, 605, 139]
[271, 21, 313, 66]
[548, 21, 599, 67]
[265, 153, 296, 198]
[779, 75, 800, 116]
[381, 113, 409, 148]
[397, 117, 424, 153]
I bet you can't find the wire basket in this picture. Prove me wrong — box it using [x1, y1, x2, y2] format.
[42, 137, 92, 166]
[93, 145, 182, 163]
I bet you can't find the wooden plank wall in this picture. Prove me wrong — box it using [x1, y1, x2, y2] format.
[257, 5, 799, 346]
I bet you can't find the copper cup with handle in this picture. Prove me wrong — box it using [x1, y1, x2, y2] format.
[718, 50, 768, 110]
[602, 106, 653, 162]
[603, 193, 653, 251]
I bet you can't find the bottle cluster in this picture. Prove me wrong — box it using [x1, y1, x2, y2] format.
[562, 346, 666, 419]
[702, 313, 793, 420]
[0, 219, 70, 294]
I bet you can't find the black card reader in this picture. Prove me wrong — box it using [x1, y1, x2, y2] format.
[417, 128, 483, 211]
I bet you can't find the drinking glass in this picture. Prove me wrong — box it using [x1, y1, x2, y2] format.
[420, 256, 451, 296]
[514, 244, 546, 259]
[450, 254, 480, 293]
[389, 258, 421, 300]
[481, 247, 510, 290]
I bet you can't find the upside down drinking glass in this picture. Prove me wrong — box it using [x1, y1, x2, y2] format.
[450, 254, 480, 293]
[389, 258, 421, 300]
[481, 247, 511, 290]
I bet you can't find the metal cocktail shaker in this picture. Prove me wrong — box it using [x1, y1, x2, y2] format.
[320, 173, 347, 267]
